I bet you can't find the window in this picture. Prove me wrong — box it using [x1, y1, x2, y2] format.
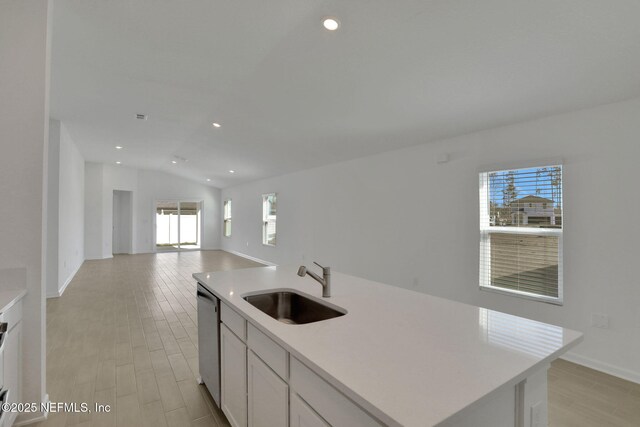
[223, 199, 232, 237]
[479, 165, 562, 304]
[262, 193, 277, 246]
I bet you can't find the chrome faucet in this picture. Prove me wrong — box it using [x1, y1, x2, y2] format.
[297, 262, 331, 298]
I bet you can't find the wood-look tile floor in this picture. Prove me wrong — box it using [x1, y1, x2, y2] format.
[34, 250, 640, 427]
[37, 250, 262, 427]
[548, 359, 640, 426]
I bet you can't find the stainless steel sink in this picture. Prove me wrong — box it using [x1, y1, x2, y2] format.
[243, 290, 346, 324]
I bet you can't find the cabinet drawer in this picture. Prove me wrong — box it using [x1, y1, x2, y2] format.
[290, 357, 383, 427]
[221, 303, 246, 341]
[247, 324, 287, 380]
[0, 300, 22, 332]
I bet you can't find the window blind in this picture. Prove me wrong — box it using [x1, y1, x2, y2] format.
[479, 165, 563, 303]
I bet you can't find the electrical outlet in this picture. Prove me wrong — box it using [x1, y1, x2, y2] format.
[530, 402, 542, 427]
[591, 313, 610, 329]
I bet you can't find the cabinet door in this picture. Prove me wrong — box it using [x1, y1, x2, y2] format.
[3, 322, 21, 427]
[248, 351, 288, 427]
[221, 324, 247, 427]
[290, 392, 329, 427]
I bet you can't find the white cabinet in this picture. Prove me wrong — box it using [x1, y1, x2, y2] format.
[247, 324, 287, 379]
[3, 323, 21, 407]
[290, 392, 329, 427]
[247, 350, 288, 427]
[221, 324, 247, 427]
[218, 303, 384, 427]
[0, 297, 23, 427]
[290, 357, 383, 427]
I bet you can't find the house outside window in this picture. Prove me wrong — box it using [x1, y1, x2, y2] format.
[262, 193, 277, 246]
[223, 199, 232, 237]
[479, 165, 563, 304]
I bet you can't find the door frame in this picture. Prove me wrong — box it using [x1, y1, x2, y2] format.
[153, 199, 204, 252]
[113, 190, 134, 255]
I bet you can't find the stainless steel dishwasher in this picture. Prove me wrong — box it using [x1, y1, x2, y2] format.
[197, 283, 221, 407]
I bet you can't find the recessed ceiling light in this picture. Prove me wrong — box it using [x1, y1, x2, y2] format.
[171, 160, 177, 164]
[115, 146, 123, 150]
[212, 122, 221, 128]
[136, 114, 148, 120]
[206, 178, 211, 182]
[229, 170, 235, 174]
[116, 161, 121, 165]
[322, 17, 340, 31]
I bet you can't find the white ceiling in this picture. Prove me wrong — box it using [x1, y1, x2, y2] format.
[51, 0, 640, 188]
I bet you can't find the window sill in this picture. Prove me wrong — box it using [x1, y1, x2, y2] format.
[479, 285, 563, 306]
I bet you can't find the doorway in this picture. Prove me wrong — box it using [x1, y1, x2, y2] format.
[113, 190, 133, 254]
[155, 200, 202, 251]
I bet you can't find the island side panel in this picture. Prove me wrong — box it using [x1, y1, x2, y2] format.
[438, 364, 549, 427]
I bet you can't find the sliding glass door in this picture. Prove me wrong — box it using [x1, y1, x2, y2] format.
[155, 200, 201, 251]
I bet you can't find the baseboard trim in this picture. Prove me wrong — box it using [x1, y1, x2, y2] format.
[85, 255, 113, 260]
[561, 352, 640, 384]
[224, 250, 277, 266]
[47, 261, 83, 299]
[15, 393, 49, 426]
[58, 261, 82, 297]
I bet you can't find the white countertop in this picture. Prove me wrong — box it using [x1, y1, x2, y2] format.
[194, 266, 582, 427]
[0, 288, 26, 314]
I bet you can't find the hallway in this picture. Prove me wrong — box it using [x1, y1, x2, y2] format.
[40, 251, 262, 427]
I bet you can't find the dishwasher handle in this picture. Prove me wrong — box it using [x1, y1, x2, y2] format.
[197, 287, 218, 311]
[197, 290, 215, 302]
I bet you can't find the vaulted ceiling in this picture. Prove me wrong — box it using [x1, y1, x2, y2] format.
[51, 0, 640, 188]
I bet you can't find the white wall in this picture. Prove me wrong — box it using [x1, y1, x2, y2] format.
[222, 97, 640, 383]
[84, 163, 221, 257]
[0, 0, 51, 422]
[57, 123, 85, 293]
[46, 119, 60, 298]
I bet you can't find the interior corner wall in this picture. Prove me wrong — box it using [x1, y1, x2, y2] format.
[83, 164, 221, 257]
[57, 123, 85, 293]
[221, 97, 640, 383]
[0, 0, 51, 421]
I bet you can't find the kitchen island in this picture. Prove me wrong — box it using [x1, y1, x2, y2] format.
[194, 266, 582, 427]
